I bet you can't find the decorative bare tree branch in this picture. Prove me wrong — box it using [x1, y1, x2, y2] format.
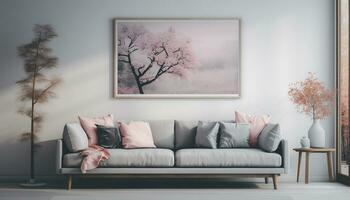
[16, 24, 60, 180]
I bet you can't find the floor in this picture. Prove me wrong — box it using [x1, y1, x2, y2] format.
[0, 179, 349, 200]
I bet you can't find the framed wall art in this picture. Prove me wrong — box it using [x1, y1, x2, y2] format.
[114, 18, 240, 98]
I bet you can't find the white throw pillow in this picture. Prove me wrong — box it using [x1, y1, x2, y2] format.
[63, 122, 89, 152]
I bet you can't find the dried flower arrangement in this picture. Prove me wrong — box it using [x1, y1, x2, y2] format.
[288, 72, 333, 120]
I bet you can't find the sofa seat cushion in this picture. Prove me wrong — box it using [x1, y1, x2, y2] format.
[63, 149, 174, 168]
[175, 148, 282, 167]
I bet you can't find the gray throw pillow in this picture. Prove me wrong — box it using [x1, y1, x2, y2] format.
[219, 122, 250, 148]
[63, 122, 89, 152]
[258, 123, 281, 152]
[175, 120, 198, 149]
[96, 124, 122, 149]
[195, 121, 220, 148]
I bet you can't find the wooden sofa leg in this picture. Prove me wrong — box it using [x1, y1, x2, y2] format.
[264, 177, 269, 184]
[67, 175, 72, 190]
[272, 175, 278, 190]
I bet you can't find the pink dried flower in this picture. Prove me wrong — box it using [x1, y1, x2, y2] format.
[288, 72, 334, 120]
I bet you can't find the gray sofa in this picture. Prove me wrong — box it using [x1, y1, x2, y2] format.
[56, 120, 289, 190]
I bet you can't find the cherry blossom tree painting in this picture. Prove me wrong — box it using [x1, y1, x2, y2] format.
[114, 19, 240, 98]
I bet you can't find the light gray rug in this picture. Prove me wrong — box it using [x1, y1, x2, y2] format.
[50, 193, 292, 200]
[1, 181, 350, 200]
[0, 190, 293, 200]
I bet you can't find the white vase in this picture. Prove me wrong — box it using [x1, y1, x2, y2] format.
[308, 119, 326, 148]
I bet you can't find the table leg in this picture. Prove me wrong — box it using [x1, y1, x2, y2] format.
[264, 177, 269, 184]
[327, 152, 334, 181]
[305, 152, 310, 184]
[297, 152, 302, 182]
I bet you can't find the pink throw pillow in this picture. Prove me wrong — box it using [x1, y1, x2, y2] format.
[235, 111, 270, 147]
[119, 121, 156, 149]
[78, 114, 114, 146]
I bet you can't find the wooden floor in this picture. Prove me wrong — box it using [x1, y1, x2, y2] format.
[0, 180, 349, 200]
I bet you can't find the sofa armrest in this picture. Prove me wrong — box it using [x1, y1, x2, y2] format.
[56, 139, 63, 174]
[276, 139, 289, 174]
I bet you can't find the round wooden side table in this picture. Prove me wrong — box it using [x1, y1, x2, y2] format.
[293, 148, 335, 184]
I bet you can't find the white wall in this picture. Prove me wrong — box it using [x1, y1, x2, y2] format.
[0, 0, 335, 181]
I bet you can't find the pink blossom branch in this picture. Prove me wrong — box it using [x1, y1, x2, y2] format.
[288, 72, 334, 120]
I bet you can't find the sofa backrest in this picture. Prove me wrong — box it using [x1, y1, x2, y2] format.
[117, 120, 175, 149]
[147, 120, 175, 149]
[63, 120, 249, 151]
